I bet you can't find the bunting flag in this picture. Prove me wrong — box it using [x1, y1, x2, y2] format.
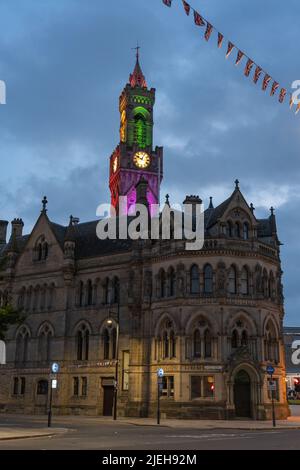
[270, 81, 279, 96]
[235, 50, 244, 66]
[194, 10, 205, 26]
[279, 88, 287, 104]
[162, 0, 295, 115]
[218, 32, 224, 48]
[244, 59, 254, 77]
[253, 66, 262, 84]
[262, 74, 272, 91]
[204, 22, 213, 41]
[182, 0, 190, 15]
[226, 42, 234, 59]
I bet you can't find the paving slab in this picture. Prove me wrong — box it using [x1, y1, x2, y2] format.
[0, 427, 68, 441]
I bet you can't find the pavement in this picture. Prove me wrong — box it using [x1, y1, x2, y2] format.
[1, 415, 300, 450]
[1, 408, 300, 441]
[0, 427, 68, 441]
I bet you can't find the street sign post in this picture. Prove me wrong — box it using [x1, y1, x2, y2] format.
[48, 363, 60, 428]
[157, 369, 164, 425]
[266, 365, 276, 428]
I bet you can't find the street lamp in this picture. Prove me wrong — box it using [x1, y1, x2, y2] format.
[107, 300, 120, 421]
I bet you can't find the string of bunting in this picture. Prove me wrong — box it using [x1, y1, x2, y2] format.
[162, 0, 299, 114]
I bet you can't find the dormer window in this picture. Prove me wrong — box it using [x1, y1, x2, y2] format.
[34, 236, 49, 262]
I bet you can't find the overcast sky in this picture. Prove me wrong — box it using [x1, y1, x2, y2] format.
[0, 0, 299, 324]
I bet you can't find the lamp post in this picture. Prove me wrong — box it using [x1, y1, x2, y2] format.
[107, 297, 120, 421]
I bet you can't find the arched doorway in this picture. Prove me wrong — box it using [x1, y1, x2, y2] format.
[234, 370, 251, 418]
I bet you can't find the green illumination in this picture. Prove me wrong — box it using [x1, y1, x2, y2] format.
[126, 105, 153, 148]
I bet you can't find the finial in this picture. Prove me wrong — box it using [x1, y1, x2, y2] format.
[270, 207, 275, 216]
[69, 215, 74, 225]
[41, 196, 48, 213]
[250, 203, 255, 214]
[132, 42, 140, 61]
[209, 196, 214, 209]
[235, 179, 240, 190]
[165, 194, 170, 206]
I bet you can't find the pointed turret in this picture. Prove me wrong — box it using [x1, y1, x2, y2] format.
[129, 48, 147, 88]
[269, 207, 278, 236]
[64, 216, 76, 260]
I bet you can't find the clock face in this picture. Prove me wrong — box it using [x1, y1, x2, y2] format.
[112, 156, 118, 173]
[133, 151, 151, 169]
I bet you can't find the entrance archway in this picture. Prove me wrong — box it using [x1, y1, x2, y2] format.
[234, 370, 251, 418]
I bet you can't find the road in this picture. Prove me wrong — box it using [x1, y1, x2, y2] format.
[0, 415, 300, 450]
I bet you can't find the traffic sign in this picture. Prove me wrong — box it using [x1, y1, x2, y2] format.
[266, 365, 275, 375]
[157, 368, 164, 378]
[268, 381, 276, 391]
[51, 363, 60, 374]
[51, 379, 58, 389]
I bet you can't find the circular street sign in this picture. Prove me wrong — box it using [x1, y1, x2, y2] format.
[266, 365, 275, 375]
[51, 363, 60, 374]
[157, 368, 164, 378]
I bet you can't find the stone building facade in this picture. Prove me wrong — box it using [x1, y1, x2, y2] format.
[0, 55, 289, 420]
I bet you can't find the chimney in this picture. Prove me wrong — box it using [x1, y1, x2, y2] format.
[183, 195, 202, 219]
[11, 218, 24, 239]
[0, 220, 8, 245]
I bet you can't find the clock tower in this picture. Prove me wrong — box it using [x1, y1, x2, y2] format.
[109, 50, 163, 216]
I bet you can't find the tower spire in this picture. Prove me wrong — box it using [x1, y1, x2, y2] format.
[129, 44, 147, 88]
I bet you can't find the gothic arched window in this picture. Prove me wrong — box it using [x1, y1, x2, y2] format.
[161, 320, 176, 359]
[163, 331, 169, 358]
[103, 278, 110, 304]
[87, 280, 93, 306]
[76, 324, 89, 361]
[79, 281, 84, 307]
[264, 321, 279, 363]
[227, 221, 233, 237]
[228, 266, 237, 294]
[235, 222, 241, 238]
[231, 330, 238, 349]
[160, 270, 167, 298]
[16, 327, 30, 363]
[112, 328, 117, 359]
[38, 243, 43, 261]
[170, 330, 176, 358]
[204, 329, 212, 358]
[193, 330, 201, 358]
[204, 264, 213, 294]
[38, 324, 53, 362]
[103, 329, 110, 360]
[169, 268, 176, 297]
[241, 267, 249, 295]
[190, 265, 200, 294]
[241, 330, 248, 346]
[243, 222, 249, 240]
[37, 379, 48, 395]
[113, 277, 120, 304]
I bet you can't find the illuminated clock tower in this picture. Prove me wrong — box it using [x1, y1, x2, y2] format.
[109, 49, 163, 215]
